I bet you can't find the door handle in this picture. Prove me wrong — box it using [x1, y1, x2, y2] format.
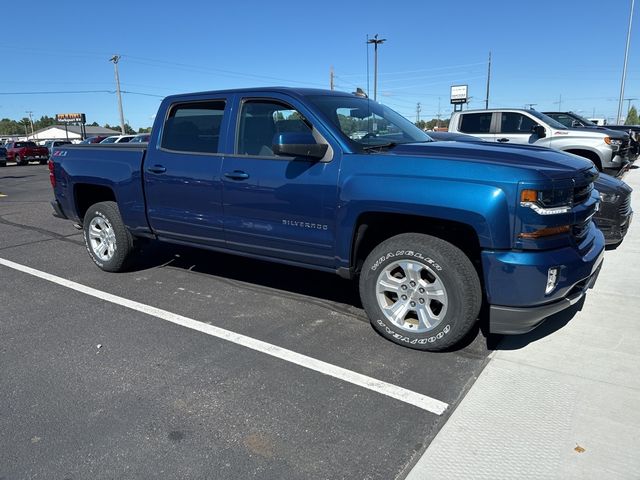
[496, 138, 510, 143]
[224, 170, 250, 180]
[147, 165, 167, 174]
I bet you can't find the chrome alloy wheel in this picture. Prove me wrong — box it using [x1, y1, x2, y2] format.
[375, 259, 448, 333]
[88, 216, 117, 262]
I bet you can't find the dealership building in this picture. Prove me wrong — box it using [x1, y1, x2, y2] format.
[24, 125, 120, 143]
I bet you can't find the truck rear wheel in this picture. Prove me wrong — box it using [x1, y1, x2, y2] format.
[83, 201, 135, 272]
[15, 154, 26, 166]
[359, 233, 481, 351]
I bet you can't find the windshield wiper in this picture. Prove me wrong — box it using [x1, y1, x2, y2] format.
[361, 142, 399, 151]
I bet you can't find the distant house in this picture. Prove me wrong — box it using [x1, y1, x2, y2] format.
[27, 125, 120, 143]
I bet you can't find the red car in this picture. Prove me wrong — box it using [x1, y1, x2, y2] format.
[4, 141, 50, 165]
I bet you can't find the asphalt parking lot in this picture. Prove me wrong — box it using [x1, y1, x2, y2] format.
[0, 164, 491, 479]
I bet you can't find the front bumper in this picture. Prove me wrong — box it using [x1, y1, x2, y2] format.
[490, 262, 602, 334]
[483, 226, 605, 334]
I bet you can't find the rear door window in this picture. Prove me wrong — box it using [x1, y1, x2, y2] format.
[459, 113, 493, 133]
[162, 101, 226, 154]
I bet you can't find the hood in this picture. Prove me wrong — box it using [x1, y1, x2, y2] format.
[566, 126, 628, 140]
[389, 141, 595, 180]
[594, 172, 633, 194]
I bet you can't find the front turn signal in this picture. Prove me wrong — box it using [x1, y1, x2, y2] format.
[518, 225, 571, 239]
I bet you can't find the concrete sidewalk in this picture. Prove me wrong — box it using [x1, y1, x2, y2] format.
[407, 167, 640, 480]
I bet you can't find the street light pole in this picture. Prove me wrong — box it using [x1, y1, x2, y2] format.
[367, 34, 386, 101]
[109, 54, 126, 135]
[617, 0, 635, 123]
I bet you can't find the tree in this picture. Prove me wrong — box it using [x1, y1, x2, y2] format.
[625, 105, 639, 125]
[138, 127, 152, 133]
[89, 121, 99, 127]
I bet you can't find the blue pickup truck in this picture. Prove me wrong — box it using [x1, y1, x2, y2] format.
[49, 87, 604, 350]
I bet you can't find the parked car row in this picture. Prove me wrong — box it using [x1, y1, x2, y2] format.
[0, 133, 152, 165]
[78, 133, 150, 145]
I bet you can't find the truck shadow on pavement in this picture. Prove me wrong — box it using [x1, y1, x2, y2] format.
[133, 241, 579, 354]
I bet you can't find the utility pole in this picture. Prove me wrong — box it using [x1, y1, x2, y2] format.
[617, 0, 635, 123]
[624, 97, 638, 117]
[485, 51, 491, 109]
[367, 34, 386, 101]
[26, 111, 35, 139]
[437, 97, 441, 128]
[109, 54, 126, 134]
[555, 94, 562, 111]
[330, 66, 334, 90]
[416, 102, 421, 123]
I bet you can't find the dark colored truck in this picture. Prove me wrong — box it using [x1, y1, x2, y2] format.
[4, 141, 50, 165]
[49, 87, 605, 351]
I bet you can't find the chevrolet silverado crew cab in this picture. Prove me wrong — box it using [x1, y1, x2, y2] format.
[449, 108, 622, 171]
[49, 88, 604, 351]
[4, 141, 50, 165]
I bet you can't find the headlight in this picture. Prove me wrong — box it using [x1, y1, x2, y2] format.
[520, 188, 573, 215]
[604, 137, 622, 146]
[599, 191, 620, 203]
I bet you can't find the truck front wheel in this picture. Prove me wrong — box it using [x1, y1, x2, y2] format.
[83, 201, 135, 272]
[359, 233, 481, 351]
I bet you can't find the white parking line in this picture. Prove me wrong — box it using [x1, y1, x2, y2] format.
[0, 257, 449, 415]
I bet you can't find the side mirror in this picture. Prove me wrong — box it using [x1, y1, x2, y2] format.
[272, 132, 328, 160]
[532, 125, 546, 138]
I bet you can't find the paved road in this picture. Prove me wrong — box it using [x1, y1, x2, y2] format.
[0, 164, 490, 479]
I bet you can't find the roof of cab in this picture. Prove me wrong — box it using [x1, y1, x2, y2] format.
[162, 87, 357, 102]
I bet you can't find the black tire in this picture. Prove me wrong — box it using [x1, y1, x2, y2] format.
[83, 201, 135, 272]
[0, 161, 6, 167]
[15, 154, 25, 166]
[39, 158, 48, 165]
[359, 233, 481, 351]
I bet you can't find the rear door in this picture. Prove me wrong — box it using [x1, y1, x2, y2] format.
[220, 94, 340, 268]
[144, 96, 230, 246]
[456, 112, 495, 141]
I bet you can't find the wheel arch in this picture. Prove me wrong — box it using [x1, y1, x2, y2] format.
[348, 212, 484, 279]
[74, 183, 117, 220]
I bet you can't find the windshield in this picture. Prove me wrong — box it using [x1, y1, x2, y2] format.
[570, 112, 597, 126]
[527, 110, 568, 130]
[306, 95, 432, 150]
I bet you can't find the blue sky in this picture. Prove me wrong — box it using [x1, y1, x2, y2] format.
[1, 0, 638, 130]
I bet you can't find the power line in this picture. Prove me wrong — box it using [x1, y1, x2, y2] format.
[338, 61, 487, 78]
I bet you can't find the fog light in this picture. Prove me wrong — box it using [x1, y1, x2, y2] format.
[546, 267, 560, 294]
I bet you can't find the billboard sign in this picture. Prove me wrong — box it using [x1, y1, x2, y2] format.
[450, 85, 468, 104]
[56, 113, 86, 123]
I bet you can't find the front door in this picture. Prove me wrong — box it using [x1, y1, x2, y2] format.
[495, 112, 540, 145]
[144, 98, 229, 246]
[221, 96, 340, 268]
